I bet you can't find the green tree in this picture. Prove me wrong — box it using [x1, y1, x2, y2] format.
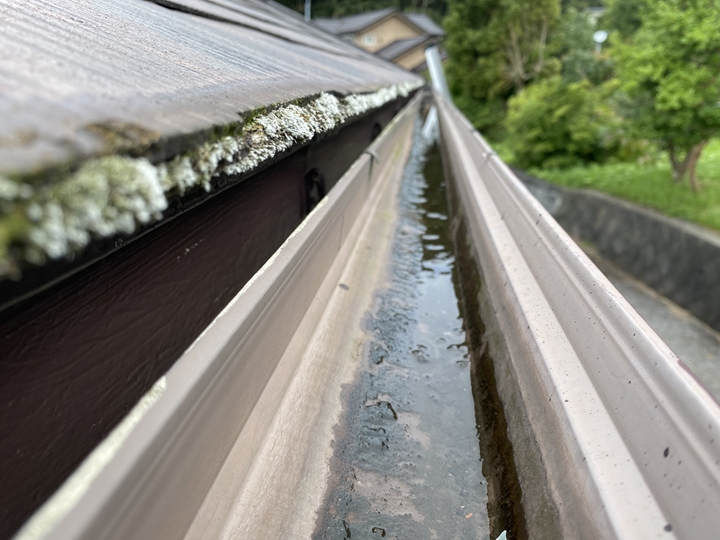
[601, 0, 644, 39]
[444, 0, 561, 136]
[613, 0, 720, 191]
[562, 0, 604, 9]
[554, 8, 613, 85]
[506, 76, 619, 168]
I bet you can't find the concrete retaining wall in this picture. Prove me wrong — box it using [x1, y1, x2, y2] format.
[514, 169, 720, 332]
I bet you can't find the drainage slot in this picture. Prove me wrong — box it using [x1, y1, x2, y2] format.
[305, 168, 326, 214]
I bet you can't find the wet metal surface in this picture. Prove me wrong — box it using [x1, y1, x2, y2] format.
[313, 126, 489, 539]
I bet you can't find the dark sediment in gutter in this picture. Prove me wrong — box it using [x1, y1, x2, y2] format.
[433, 118, 571, 536]
[314, 127, 489, 540]
[314, 126, 530, 539]
[443, 158, 530, 539]
[441, 145, 560, 537]
[0, 96, 410, 540]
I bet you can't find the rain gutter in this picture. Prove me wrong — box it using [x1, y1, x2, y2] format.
[15, 91, 420, 540]
[436, 92, 720, 539]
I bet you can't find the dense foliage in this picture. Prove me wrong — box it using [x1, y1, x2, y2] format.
[612, 0, 720, 190]
[492, 4, 617, 167]
[506, 77, 618, 168]
[443, 0, 560, 137]
[601, 0, 643, 38]
[289, 0, 720, 195]
[445, 0, 720, 194]
[553, 8, 611, 85]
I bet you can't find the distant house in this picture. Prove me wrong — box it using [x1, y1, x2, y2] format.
[314, 8, 444, 72]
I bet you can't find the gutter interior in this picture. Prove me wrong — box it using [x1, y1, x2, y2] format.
[313, 118, 528, 540]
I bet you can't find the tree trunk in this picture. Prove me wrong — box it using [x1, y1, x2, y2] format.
[531, 18, 548, 78]
[686, 140, 708, 192]
[506, 26, 528, 92]
[668, 143, 689, 182]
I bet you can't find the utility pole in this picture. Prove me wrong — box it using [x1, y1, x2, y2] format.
[304, 0, 311, 21]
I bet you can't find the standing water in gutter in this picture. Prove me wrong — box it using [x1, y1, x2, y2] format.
[313, 119, 490, 539]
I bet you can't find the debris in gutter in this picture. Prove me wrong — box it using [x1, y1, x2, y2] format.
[0, 82, 421, 280]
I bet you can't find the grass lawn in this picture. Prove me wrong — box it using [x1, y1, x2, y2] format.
[520, 139, 720, 233]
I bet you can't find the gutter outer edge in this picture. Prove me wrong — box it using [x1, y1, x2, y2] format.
[437, 92, 720, 539]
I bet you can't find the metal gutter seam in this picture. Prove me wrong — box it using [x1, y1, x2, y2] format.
[24, 94, 420, 540]
[436, 93, 720, 539]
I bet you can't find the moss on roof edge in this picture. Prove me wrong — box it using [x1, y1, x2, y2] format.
[0, 82, 421, 281]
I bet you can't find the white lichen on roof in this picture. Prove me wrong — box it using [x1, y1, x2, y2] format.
[0, 82, 421, 279]
[25, 157, 167, 264]
[169, 82, 418, 182]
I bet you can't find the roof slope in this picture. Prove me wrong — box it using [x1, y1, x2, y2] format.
[0, 0, 417, 177]
[404, 12, 445, 36]
[314, 8, 396, 35]
[314, 9, 444, 38]
[0, 0, 421, 289]
[377, 35, 431, 61]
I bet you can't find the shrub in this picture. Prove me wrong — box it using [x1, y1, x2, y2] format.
[506, 77, 620, 169]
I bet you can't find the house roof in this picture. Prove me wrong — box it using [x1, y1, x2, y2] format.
[377, 35, 432, 61]
[314, 8, 397, 35]
[1, 0, 418, 177]
[0, 0, 421, 289]
[403, 13, 444, 36]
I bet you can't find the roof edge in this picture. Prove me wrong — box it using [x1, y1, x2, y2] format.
[0, 82, 422, 289]
[362, 9, 426, 37]
[377, 35, 434, 60]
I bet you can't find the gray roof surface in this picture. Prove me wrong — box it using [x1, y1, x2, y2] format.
[377, 36, 431, 61]
[314, 9, 444, 38]
[0, 0, 419, 175]
[313, 8, 396, 35]
[404, 13, 445, 36]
